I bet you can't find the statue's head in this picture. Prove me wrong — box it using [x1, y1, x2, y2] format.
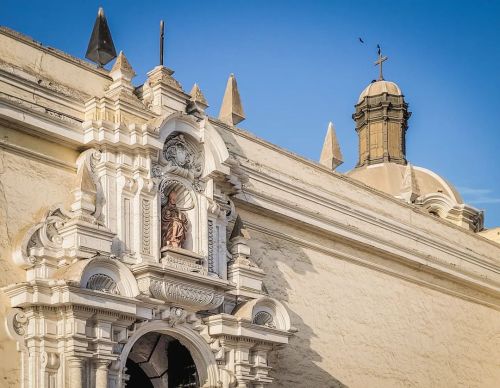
[168, 190, 178, 205]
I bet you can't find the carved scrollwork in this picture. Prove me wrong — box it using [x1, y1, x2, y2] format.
[148, 278, 224, 310]
[253, 311, 276, 328]
[15, 207, 71, 268]
[86, 273, 120, 295]
[163, 133, 203, 179]
[13, 310, 28, 336]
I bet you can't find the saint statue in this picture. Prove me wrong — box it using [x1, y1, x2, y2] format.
[161, 191, 188, 249]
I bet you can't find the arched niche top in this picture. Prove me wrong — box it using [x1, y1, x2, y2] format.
[156, 113, 230, 178]
[53, 256, 140, 298]
[232, 296, 291, 332]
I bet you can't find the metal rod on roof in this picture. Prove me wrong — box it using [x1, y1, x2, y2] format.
[160, 20, 165, 66]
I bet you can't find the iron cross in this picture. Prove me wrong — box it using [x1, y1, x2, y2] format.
[374, 46, 388, 81]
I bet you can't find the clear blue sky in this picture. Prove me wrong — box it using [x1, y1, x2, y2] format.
[2, 0, 499, 227]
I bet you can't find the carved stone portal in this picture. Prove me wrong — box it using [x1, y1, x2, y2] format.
[161, 191, 188, 249]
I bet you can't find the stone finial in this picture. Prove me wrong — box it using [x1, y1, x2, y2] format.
[229, 215, 251, 241]
[399, 163, 420, 203]
[319, 121, 343, 170]
[187, 83, 209, 116]
[190, 83, 208, 109]
[110, 51, 136, 82]
[105, 51, 138, 101]
[219, 73, 245, 126]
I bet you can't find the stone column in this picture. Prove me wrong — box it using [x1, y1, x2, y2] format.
[95, 360, 110, 388]
[67, 357, 85, 388]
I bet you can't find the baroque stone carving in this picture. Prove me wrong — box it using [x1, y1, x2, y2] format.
[163, 133, 203, 179]
[207, 220, 215, 273]
[161, 191, 188, 249]
[253, 311, 276, 328]
[86, 273, 120, 295]
[146, 278, 225, 310]
[141, 199, 151, 255]
[72, 149, 105, 223]
[13, 310, 28, 336]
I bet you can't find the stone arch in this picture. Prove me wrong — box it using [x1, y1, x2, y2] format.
[53, 256, 140, 298]
[157, 113, 230, 178]
[117, 320, 220, 388]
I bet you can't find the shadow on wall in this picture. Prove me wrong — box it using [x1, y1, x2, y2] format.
[221, 126, 348, 387]
[249, 231, 348, 388]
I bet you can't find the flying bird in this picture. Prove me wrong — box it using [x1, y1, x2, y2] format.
[359, 37, 364, 43]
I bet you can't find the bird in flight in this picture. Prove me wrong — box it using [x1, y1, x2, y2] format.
[359, 37, 365, 43]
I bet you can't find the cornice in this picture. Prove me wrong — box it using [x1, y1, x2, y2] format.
[241, 217, 500, 310]
[0, 27, 112, 80]
[240, 165, 499, 269]
[232, 166, 500, 299]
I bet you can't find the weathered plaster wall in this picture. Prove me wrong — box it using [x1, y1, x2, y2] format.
[239, 209, 500, 388]
[0, 125, 77, 386]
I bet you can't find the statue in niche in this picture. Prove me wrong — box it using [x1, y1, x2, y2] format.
[161, 191, 188, 249]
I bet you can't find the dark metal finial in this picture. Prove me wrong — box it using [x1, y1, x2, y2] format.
[85, 7, 117, 67]
[160, 20, 165, 66]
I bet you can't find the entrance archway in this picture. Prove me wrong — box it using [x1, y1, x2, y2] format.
[117, 321, 219, 388]
[125, 332, 199, 387]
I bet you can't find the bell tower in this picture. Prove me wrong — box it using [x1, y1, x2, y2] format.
[352, 49, 411, 167]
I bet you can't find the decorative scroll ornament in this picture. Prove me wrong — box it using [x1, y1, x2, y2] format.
[13, 310, 28, 336]
[14, 207, 70, 267]
[162, 134, 203, 179]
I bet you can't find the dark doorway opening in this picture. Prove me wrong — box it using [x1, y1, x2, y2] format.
[125, 359, 154, 388]
[125, 332, 199, 388]
[168, 339, 199, 388]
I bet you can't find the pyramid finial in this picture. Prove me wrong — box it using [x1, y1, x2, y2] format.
[219, 73, 245, 126]
[399, 163, 420, 203]
[110, 51, 135, 81]
[319, 122, 343, 170]
[85, 7, 117, 67]
[187, 83, 209, 116]
[190, 83, 208, 108]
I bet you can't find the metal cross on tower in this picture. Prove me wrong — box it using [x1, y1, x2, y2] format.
[374, 45, 388, 81]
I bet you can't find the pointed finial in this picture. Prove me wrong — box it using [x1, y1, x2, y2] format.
[229, 215, 251, 241]
[187, 83, 209, 116]
[219, 73, 245, 126]
[85, 7, 117, 67]
[399, 163, 420, 203]
[319, 122, 343, 170]
[190, 83, 208, 109]
[110, 51, 135, 81]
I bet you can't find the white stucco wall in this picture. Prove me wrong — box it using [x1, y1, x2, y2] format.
[241, 211, 500, 388]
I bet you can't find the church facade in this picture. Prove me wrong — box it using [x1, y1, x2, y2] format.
[0, 12, 499, 388]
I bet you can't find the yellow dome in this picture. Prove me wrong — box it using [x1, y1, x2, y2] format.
[358, 80, 402, 103]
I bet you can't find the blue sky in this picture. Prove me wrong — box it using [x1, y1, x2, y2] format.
[2, 0, 499, 227]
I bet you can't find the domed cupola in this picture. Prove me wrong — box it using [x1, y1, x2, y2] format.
[352, 48, 411, 167]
